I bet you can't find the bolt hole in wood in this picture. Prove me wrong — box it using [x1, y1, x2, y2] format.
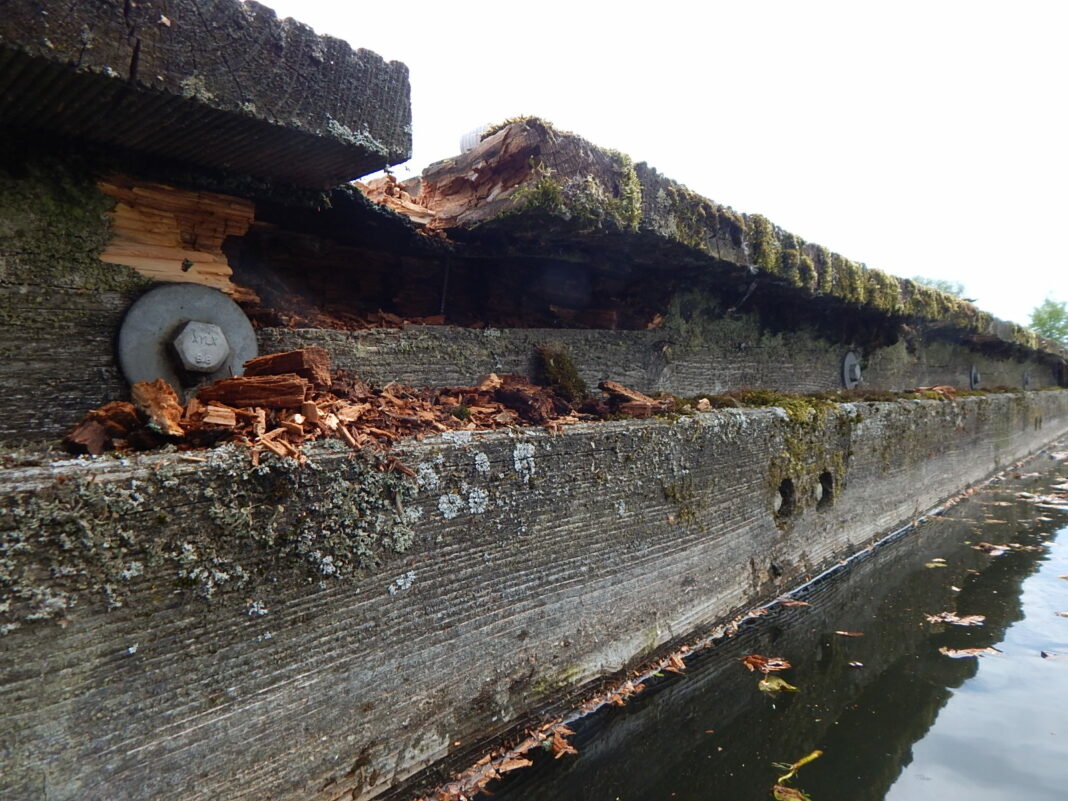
[774, 477, 796, 520]
[816, 470, 835, 510]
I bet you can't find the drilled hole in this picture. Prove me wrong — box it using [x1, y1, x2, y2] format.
[816, 471, 835, 510]
[775, 478, 796, 520]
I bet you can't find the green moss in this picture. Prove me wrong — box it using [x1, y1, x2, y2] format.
[534, 343, 587, 402]
[603, 150, 642, 232]
[0, 149, 148, 293]
[663, 184, 712, 252]
[744, 214, 781, 273]
[480, 115, 555, 141]
[510, 162, 567, 216]
[508, 151, 642, 233]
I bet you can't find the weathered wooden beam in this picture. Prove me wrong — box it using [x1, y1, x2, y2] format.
[0, 0, 411, 186]
[2, 392, 1067, 801]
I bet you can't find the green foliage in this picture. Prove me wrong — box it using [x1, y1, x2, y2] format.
[1029, 298, 1068, 344]
[911, 275, 966, 297]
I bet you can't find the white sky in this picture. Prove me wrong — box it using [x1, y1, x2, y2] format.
[262, 0, 1066, 326]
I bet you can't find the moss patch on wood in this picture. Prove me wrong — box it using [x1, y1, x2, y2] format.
[0, 145, 149, 293]
[534, 343, 588, 402]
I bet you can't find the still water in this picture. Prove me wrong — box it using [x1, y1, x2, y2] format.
[491, 450, 1068, 801]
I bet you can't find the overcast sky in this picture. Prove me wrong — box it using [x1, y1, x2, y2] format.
[263, 0, 1065, 326]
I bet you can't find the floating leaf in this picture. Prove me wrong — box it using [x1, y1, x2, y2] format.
[759, 675, 799, 694]
[773, 785, 812, 801]
[925, 611, 986, 627]
[848, 661, 864, 668]
[834, 631, 864, 637]
[742, 654, 792, 673]
[972, 542, 1007, 556]
[925, 561, 948, 569]
[939, 646, 1002, 658]
[1056, 612, 1068, 618]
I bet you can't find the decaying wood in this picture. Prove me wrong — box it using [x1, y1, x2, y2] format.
[243, 347, 332, 389]
[131, 380, 185, 437]
[98, 176, 258, 302]
[597, 379, 674, 417]
[63, 345, 684, 462]
[599, 380, 657, 405]
[197, 374, 310, 409]
[356, 174, 436, 225]
[62, 400, 141, 455]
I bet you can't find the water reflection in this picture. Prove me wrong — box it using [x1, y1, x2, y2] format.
[491, 454, 1068, 801]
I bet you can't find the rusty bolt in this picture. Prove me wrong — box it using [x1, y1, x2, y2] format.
[172, 320, 230, 373]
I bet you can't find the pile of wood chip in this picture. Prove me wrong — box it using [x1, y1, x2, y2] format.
[64, 347, 673, 463]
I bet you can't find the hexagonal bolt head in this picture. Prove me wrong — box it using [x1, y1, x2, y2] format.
[172, 320, 230, 373]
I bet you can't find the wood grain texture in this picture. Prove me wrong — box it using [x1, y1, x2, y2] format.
[2, 392, 1067, 801]
[259, 325, 1063, 399]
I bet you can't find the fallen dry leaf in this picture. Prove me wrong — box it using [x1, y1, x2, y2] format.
[495, 757, 534, 773]
[834, 631, 864, 637]
[925, 561, 949, 569]
[549, 728, 578, 759]
[663, 653, 687, 674]
[925, 611, 986, 627]
[772, 785, 811, 801]
[742, 654, 792, 674]
[972, 542, 1007, 557]
[939, 646, 1002, 658]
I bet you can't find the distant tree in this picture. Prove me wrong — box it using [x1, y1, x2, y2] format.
[912, 275, 966, 297]
[1029, 298, 1068, 344]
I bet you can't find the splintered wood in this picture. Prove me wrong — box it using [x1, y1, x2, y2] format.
[131, 379, 185, 437]
[243, 347, 332, 389]
[98, 175, 257, 302]
[197, 374, 310, 409]
[64, 349, 677, 461]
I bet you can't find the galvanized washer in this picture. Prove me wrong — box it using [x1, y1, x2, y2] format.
[118, 283, 257, 395]
[842, 351, 862, 389]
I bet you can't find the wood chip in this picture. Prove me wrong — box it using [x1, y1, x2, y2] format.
[202, 405, 237, 426]
[131, 379, 185, 437]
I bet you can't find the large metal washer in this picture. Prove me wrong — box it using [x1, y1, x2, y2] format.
[118, 283, 257, 394]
